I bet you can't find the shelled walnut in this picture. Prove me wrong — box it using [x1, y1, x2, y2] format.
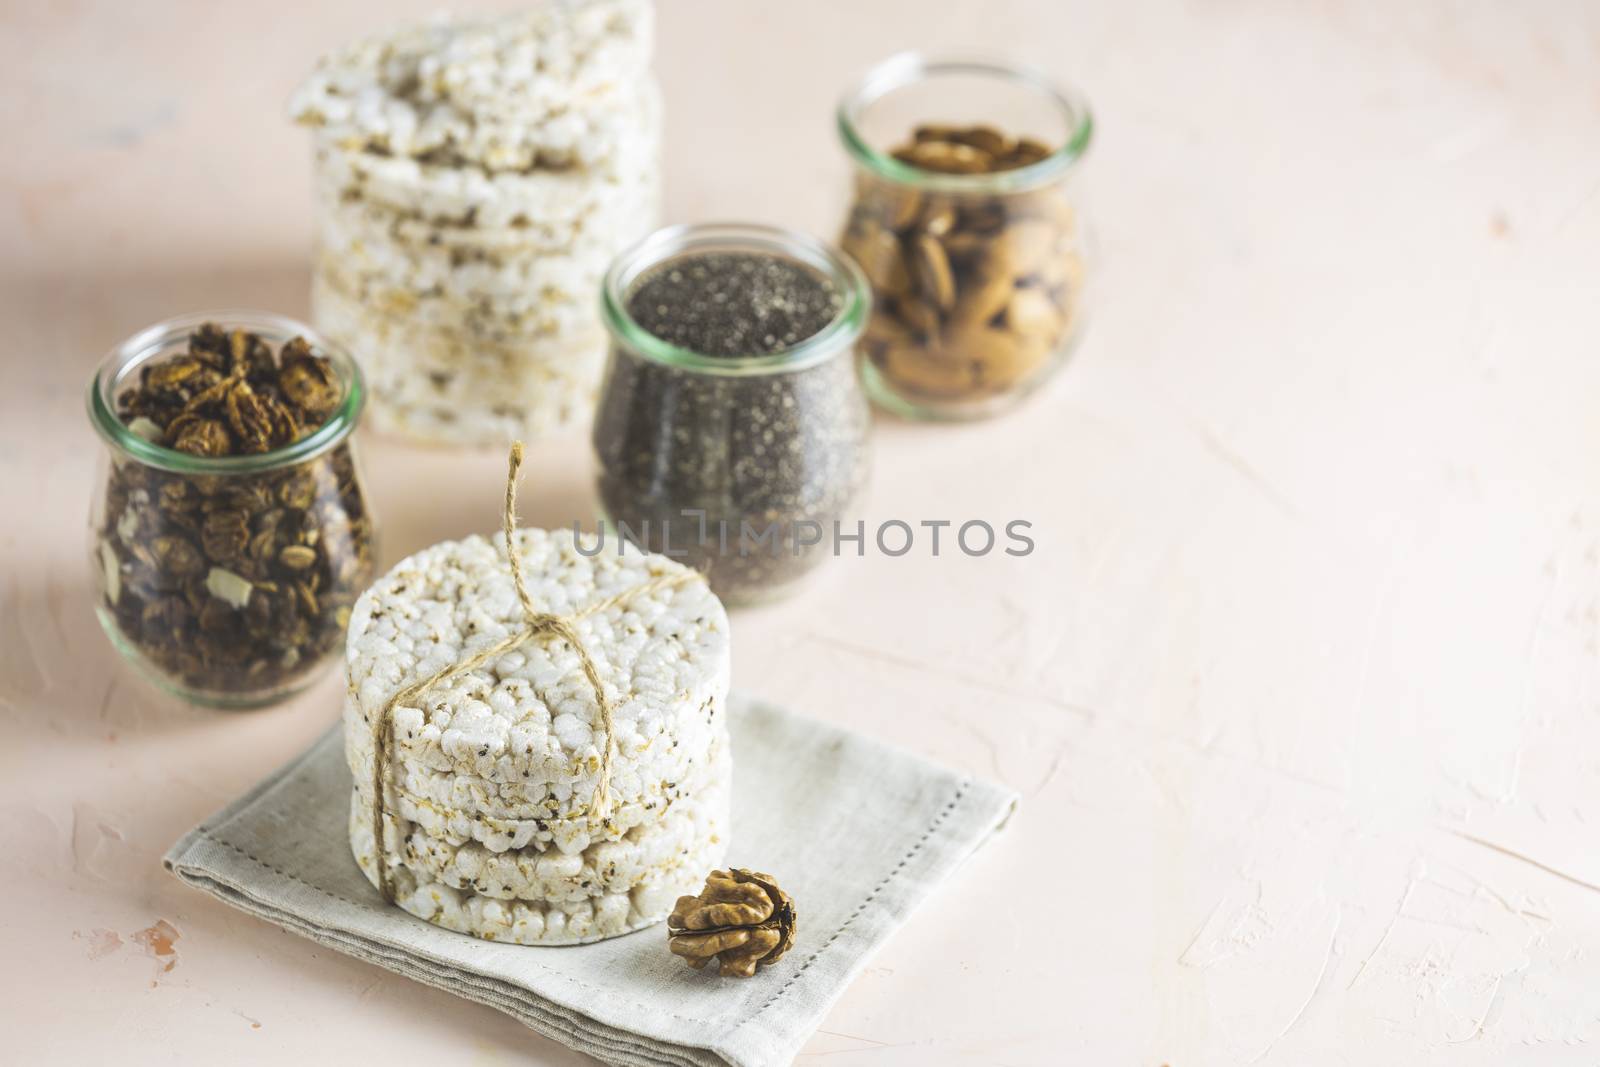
[667, 869, 796, 978]
[841, 123, 1084, 410]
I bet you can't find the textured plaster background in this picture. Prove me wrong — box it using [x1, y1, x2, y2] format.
[2, 1, 1599, 1063]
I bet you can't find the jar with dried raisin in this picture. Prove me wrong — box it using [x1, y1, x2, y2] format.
[86, 312, 377, 707]
[837, 54, 1094, 419]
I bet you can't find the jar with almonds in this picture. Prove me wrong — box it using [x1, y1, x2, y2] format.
[86, 312, 377, 708]
[837, 55, 1093, 419]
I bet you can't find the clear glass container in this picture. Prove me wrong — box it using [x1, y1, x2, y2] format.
[86, 311, 376, 708]
[595, 223, 871, 605]
[837, 54, 1094, 420]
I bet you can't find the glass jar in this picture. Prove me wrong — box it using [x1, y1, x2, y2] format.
[594, 223, 871, 605]
[86, 311, 377, 708]
[837, 54, 1094, 420]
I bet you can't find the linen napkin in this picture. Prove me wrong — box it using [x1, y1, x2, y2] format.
[164, 695, 1017, 1067]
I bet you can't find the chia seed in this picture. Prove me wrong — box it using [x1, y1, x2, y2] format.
[595, 243, 870, 603]
[626, 252, 843, 357]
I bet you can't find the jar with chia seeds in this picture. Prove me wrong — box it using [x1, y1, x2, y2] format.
[594, 223, 871, 604]
[837, 54, 1094, 420]
[87, 311, 377, 708]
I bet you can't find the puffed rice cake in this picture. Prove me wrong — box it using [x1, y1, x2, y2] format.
[345, 529, 729, 786]
[311, 275, 608, 443]
[345, 527, 732, 943]
[289, 0, 655, 172]
[347, 793, 728, 945]
[343, 688, 725, 827]
[351, 742, 730, 903]
[343, 691, 727, 852]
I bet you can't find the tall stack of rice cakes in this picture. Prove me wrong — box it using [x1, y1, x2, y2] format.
[292, 0, 660, 445]
[344, 528, 731, 944]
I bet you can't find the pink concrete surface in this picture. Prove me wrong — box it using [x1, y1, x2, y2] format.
[4, 2, 1600, 1064]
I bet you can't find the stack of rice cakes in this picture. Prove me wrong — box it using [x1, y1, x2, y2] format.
[344, 528, 730, 944]
[292, 0, 661, 444]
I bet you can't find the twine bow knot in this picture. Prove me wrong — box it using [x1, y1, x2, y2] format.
[368, 442, 696, 904]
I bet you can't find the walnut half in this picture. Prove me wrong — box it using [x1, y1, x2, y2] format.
[667, 869, 796, 978]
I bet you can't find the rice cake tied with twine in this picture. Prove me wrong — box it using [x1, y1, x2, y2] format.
[346, 443, 732, 943]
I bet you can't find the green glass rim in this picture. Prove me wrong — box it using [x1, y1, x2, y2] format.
[600, 222, 870, 376]
[86, 309, 365, 475]
[837, 52, 1094, 194]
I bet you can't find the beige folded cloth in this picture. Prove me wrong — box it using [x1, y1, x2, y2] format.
[165, 694, 1017, 1067]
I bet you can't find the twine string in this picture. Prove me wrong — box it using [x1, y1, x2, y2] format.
[368, 442, 696, 904]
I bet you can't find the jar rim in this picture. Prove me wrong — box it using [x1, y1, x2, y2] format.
[86, 309, 365, 474]
[600, 222, 870, 376]
[837, 52, 1094, 193]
